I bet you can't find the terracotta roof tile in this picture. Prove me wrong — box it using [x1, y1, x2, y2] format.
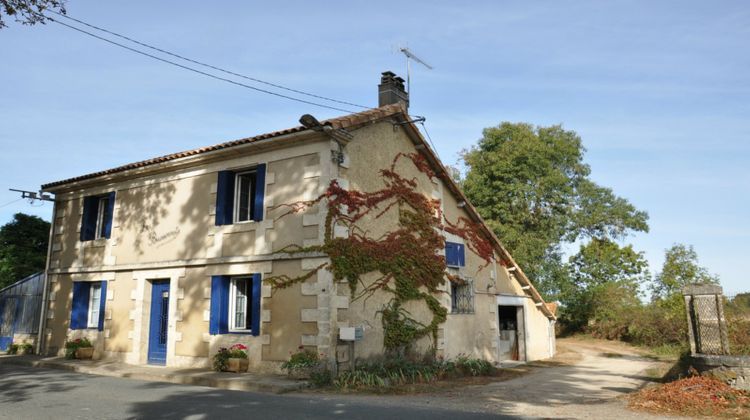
[42, 104, 404, 189]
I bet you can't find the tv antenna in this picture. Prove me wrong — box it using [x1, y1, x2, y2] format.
[399, 47, 433, 95]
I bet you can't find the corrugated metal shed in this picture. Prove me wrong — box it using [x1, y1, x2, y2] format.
[0, 272, 45, 350]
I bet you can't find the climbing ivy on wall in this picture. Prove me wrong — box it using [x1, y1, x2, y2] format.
[265, 152, 497, 355]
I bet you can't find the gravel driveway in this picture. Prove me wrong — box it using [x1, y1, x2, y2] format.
[311, 338, 692, 419]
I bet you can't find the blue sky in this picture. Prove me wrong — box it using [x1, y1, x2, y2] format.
[1, 1, 747, 294]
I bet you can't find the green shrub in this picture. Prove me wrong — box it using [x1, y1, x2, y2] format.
[627, 304, 686, 348]
[7, 344, 19, 355]
[281, 347, 321, 371]
[454, 354, 494, 376]
[333, 355, 495, 390]
[728, 316, 750, 356]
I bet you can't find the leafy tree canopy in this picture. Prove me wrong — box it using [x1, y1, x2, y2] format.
[0, 213, 50, 289]
[462, 122, 649, 295]
[0, 0, 65, 29]
[652, 243, 719, 302]
[560, 239, 650, 329]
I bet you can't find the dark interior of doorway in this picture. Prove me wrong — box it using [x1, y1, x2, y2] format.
[498, 305, 519, 360]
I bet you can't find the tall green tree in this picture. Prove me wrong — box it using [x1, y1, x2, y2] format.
[0, 0, 65, 29]
[652, 243, 719, 311]
[561, 239, 650, 329]
[462, 122, 649, 298]
[0, 213, 50, 289]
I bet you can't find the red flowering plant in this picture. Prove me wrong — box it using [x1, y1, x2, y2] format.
[227, 343, 248, 359]
[63, 337, 93, 359]
[212, 343, 248, 371]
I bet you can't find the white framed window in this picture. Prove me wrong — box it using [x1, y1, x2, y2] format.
[234, 170, 257, 223]
[95, 196, 111, 239]
[451, 278, 474, 314]
[87, 283, 102, 328]
[228, 277, 252, 332]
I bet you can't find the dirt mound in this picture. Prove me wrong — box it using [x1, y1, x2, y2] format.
[629, 375, 750, 418]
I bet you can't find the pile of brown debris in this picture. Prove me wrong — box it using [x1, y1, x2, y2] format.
[629, 374, 749, 418]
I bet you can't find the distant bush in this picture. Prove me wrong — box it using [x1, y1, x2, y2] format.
[728, 316, 750, 356]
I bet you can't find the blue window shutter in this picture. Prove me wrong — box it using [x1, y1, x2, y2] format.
[215, 171, 235, 226]
[70, 282, 91, 329]
[251, 274, 262, 336]
[252, 164, 266, 222]
[209, 276, 229, 334]
[445, 242, 458, 266]
[445, 242, 466, 267]
[103, 192, 116, 239]
[80, 196, 99, 241]
[97, 281, 107, 331]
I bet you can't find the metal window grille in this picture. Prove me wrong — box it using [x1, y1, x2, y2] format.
[451, 279, 474, 314]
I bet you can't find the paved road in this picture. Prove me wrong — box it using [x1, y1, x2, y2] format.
[0, 364, 510, 420]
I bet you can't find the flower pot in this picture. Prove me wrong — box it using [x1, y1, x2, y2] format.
[75, 347, 94, 360]
[226, 357, 248, 373]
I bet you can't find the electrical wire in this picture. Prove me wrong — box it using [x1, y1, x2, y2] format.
[0, 198, 23, 209]
[50, 11, 372, 111]
[418, 121, 441, 157]
[41, 14, 360, 114]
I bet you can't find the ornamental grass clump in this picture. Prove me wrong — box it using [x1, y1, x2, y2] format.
[334, 355, 497, 390]
[64, 337, 92, 359]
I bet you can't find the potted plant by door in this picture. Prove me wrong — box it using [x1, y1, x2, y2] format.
[213, 344, 249, 373]
[64, 338, 94, 359]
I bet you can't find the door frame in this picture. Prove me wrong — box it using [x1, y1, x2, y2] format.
[147, 280, 170, 365]
[496, 295, 529, 362]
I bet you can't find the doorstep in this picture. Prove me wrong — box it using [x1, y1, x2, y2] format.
[0, 355, 307, 394]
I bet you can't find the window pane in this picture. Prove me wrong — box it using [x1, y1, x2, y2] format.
[89, 284, 101, 327]
[237, 174, 253, 222]
[233, 279, 248, 329]
[96, 198, 109, 238]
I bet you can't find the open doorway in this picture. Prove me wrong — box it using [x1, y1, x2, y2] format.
[498, 305, 526, 361]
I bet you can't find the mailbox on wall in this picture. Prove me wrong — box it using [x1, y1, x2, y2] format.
[339, 326, 364, 341]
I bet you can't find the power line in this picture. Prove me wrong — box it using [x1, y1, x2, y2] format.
[50, 12, 371, 111]
[41, 14, 359, 114]
[0, 198, 23, 209]
[418, 121, 441, 158]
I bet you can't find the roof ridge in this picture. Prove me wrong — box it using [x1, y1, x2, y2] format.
[42, 104, 405, 189]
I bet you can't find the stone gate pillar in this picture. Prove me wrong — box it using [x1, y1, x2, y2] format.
[683, 284, 730, 355]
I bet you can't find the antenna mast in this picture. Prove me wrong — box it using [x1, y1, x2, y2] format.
[399, 47, 433, 95]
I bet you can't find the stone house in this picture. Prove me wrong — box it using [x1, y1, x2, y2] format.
[38, 72, 556, 371]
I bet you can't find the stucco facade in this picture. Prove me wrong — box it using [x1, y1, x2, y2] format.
[39, 102, 555, 372]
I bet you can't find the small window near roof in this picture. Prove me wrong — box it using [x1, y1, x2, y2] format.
[234, 171, 257, 223]
[81, 192, 115, 241]
[95, 196, 111, 239]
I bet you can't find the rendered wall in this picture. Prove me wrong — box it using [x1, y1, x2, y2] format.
[42, 135, 336, 369]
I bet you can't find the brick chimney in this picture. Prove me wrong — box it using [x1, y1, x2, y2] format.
[378, 71, 408, 108]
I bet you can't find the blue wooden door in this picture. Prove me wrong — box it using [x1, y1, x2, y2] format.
[0, 298, 17, 352]
[147, 281, 170, 365]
